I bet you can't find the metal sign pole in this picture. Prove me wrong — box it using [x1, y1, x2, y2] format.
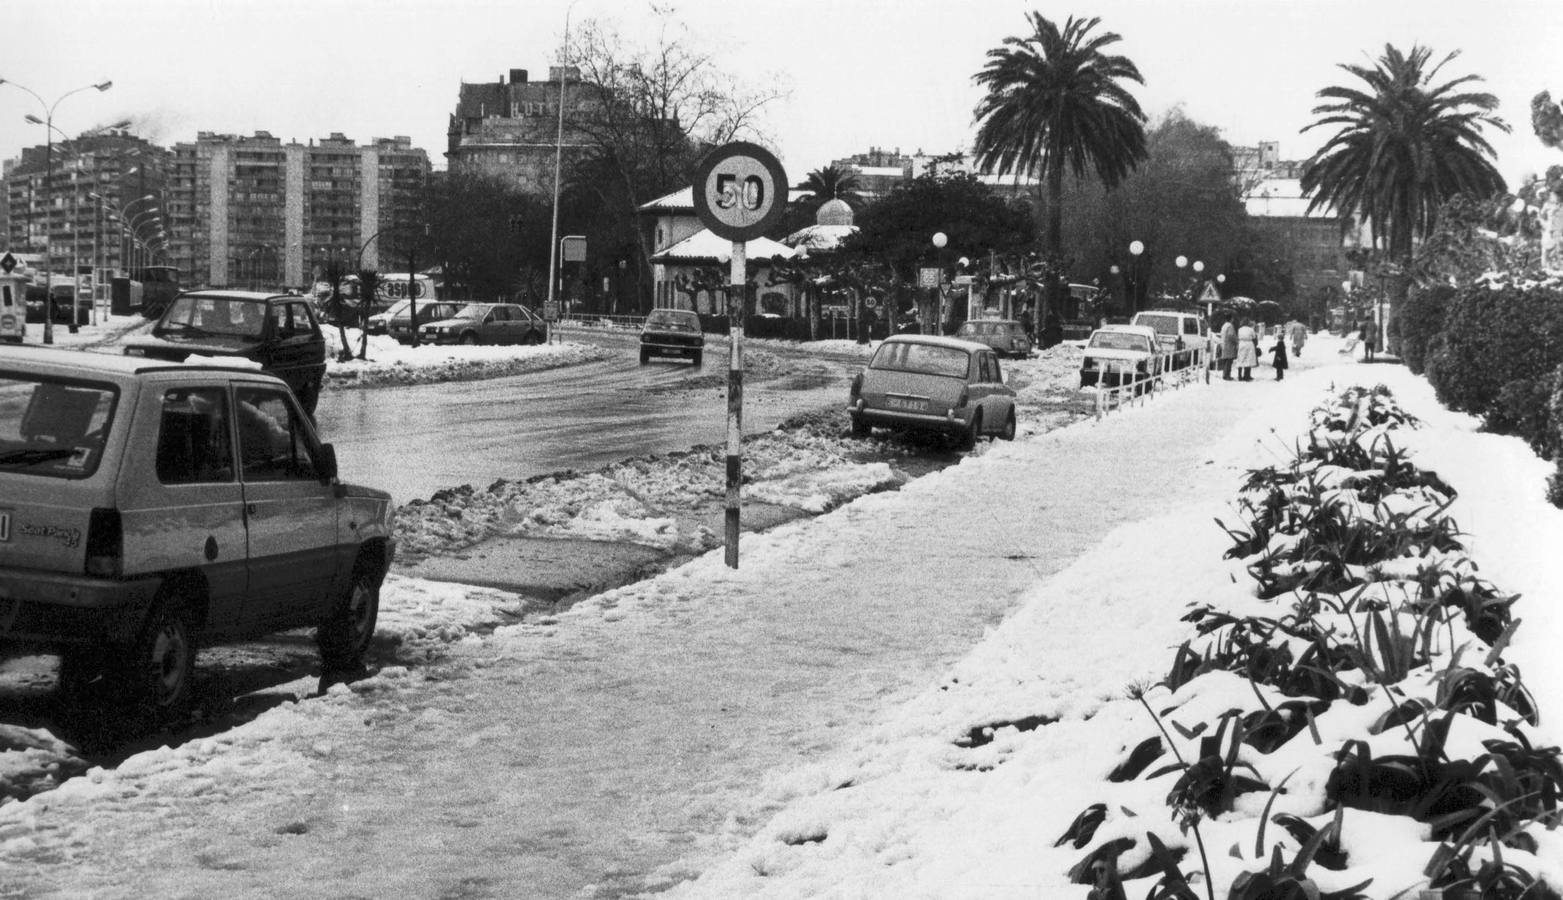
[725, 239, 745, 569]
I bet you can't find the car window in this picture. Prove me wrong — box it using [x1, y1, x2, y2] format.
[1184, 318, 1200, 335]
[235, 387, 321, 482]
[869, 342, 971, 378]
[269, 301, 316, 339]
[0, 374, 116, 478]
[156, 387, 234, 484]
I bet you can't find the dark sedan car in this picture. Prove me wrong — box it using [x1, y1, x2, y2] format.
[122, 290, 328, 415]
[639, 308, 704, 365]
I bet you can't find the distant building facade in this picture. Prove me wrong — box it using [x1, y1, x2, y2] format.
[2, 131, 171, 288]
[1233, 141, 1360, 316]
[446, 66, 601, 196]
[166, 131, 430, 288]
[3, 130, 431, 291]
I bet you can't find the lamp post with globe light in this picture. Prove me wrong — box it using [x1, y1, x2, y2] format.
[4, 76, 115, 343]
[931, 232, 948, 334]
[1128, 240, 1144, 313]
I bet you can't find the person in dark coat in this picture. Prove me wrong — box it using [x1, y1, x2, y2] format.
[1270, 335, 1289, 380]
[1042, 311, 1063, 349]
[1360, 320, 1376, 362]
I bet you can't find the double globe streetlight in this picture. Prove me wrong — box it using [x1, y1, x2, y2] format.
[1, 76, 114, 344]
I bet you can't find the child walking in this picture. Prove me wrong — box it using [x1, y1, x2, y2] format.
[1270, 335, 1289, 380]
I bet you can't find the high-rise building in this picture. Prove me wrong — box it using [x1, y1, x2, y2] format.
[2, 131, 170, 290]
[167, 131, 431, 289]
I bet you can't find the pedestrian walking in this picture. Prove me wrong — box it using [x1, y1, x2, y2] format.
[1235, 320, 1258, 381]
[1360, 320, 1376, 363]
[1219, 319, 1238, 380]
[1270, 335, 1289, 380]
[1287, 319, 1307, 357]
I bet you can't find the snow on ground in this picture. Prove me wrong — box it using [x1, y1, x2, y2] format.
[3, 324, 1559, 899]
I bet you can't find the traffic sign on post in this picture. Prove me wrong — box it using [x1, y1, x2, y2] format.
[692, 141, 788, 243]
[691, 142, 788, 570]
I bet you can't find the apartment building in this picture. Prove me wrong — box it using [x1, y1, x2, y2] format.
[2, 131, 170, 287]
[166, 131, 430, 288]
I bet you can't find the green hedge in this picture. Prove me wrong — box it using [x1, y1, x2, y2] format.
[1397, 283, 1454, 374]
[1424, 280, 1563, 418]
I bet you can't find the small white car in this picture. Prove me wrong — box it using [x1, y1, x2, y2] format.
[0, 345, 396, 723]
[1080, 324, 1162, 393]
[848, 334, 1017, 449]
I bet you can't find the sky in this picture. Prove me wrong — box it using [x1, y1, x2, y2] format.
[3, 0, 1560, 188]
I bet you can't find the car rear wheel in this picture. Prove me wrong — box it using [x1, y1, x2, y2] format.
[318, 560, 381, 673]
[525, 330, 544, 345]
[850, 414, 870, 438]
[103, 597, 196, 724]
[999, 408, 1016, 441]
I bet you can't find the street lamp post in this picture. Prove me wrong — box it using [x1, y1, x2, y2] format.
[3, 77, 113, 343]
[1128, 240, 1144, 313]
[546, 0, 581, 325]
[931, 232, 948, 334]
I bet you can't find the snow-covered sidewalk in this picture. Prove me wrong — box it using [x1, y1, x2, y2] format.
[1, 336, 1558, 899]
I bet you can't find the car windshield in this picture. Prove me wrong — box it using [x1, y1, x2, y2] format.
[646, 311, 699, 331]
[378, 299, 413, 318]
[869, 341, 970, 378]
[158, 296, 266, 340]
[1089, 332, 1151, 352]
[1135, 315, 1178, 336]
[452, 304, 490, 319]
[0, 372, 117, 478]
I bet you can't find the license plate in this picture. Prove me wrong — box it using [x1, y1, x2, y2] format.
[886, 397, 926, 411]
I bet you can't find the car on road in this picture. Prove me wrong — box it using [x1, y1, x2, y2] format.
[1130, 309, 1209, 370]
[639, 308, 704, 365]
[371, 299, 463, 344]
[1079, 324, 1161, 393]
[847, 334, 1017, 449]
[122, 290, 329, 416]
[0, 345, 396, 722]
[418, 302, 548, 346]
[954, 319, 1033, 358]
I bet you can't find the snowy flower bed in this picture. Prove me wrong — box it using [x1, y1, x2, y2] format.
[1066, 384, 1563, 899]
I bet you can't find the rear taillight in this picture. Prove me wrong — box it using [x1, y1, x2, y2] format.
[85, 507, 123, 577]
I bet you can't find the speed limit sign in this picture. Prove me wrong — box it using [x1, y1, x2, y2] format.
[692, 142, 788, 242]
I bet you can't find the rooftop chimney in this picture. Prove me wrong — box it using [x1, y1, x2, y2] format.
[510, 69, 528, 84]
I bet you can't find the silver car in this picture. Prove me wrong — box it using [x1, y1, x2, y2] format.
[847, 334, 1017, 449]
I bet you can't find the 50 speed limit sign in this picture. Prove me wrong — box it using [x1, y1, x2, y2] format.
[692, 142, 788, 242]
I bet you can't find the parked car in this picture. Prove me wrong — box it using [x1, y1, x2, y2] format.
[375, 299, 463, 344]
[1130, 309, 1209, 370]
[847, 334, 1017, 449]
[639, 308, 704, 365]
[954, 319, 1033, 358]
[1079, 324, 1161, 393]
[0, 345, 396, 721]
[418, 302, 548, 346]
[123, 290, 329, 415]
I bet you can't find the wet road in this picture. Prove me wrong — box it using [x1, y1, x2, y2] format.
[314, 349, 852, 503]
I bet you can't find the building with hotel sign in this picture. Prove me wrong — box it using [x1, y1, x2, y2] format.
[446, 66, 604, 196]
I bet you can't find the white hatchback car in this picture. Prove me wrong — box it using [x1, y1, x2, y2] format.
[1079, 324, 1162, 393]
[0, 345, 396, 722]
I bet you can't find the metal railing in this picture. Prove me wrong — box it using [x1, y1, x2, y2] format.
[1092, 343, 1211, 420]
[556, 313, 646, 330]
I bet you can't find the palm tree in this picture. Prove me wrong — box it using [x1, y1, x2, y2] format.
[972, 13, 1149, 316]
[1301, 44, 1508, 347]
[798, 165, 865, 209]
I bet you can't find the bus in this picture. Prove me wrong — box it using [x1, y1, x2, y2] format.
[311, 272, 438, 317]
